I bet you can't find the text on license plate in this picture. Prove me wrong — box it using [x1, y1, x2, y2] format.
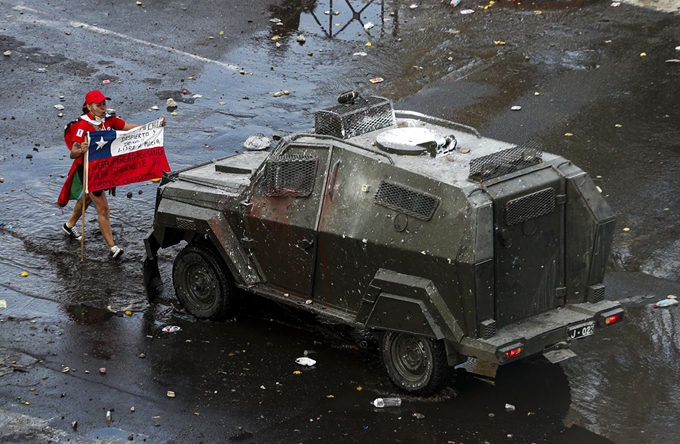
[568, 321, 595, 339]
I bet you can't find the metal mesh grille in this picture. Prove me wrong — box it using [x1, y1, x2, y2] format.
[468, 141, 543, 182]
[374, 181, 439, 221]
[315, 96, 395, 139]
[480, 319, 497, 339]
[588, 284, 605, 303]
[176, 217, 196, 231]
[265, 155, 318, 197]
[505, 188, 555, 226]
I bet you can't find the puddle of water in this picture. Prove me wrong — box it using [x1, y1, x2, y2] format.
[64, 303, 117, 325]
[563, 303, 680, 443]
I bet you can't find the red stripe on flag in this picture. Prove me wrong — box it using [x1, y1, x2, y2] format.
[88, 147, 170, 192]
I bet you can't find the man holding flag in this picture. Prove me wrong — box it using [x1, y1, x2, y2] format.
[58, 90, 168, 259]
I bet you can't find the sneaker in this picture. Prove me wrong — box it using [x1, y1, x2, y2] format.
[62, 223, 82, 241]
[110, 245, 124, 260]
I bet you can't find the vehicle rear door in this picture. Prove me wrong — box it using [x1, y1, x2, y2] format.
[487, 167, 566, 325]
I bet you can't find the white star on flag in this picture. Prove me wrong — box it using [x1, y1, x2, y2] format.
[95, 136, 107, 150]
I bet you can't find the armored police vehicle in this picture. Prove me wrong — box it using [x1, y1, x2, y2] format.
[143, 93, 623, 396]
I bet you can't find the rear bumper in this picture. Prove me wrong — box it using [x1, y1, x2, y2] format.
[456, 300, 624, 365]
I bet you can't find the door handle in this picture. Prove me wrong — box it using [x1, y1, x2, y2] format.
[299, 239, 314, 250]
[327, 160, 341, 199]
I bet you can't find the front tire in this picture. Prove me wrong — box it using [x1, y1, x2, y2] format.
[173, 243, 236, 320]
[381, 332, 450, 396]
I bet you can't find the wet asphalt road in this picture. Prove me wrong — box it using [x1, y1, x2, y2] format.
[1, 0, 679, 443]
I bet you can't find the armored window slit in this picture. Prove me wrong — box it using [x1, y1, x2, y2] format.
[469, 142, 543, 182]
[374, 181, 440, 221]
[505, 188, 556, 226]
[265, 154, 318, 197]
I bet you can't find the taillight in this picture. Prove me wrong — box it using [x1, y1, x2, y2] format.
[504, 346, 523, 360]
[604, 313, 622, 325]
[599, 309, 624, 327]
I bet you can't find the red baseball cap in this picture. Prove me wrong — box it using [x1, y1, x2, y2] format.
[85, 90, 111, 104]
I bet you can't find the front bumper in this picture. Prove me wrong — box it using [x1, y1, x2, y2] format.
[457, 300, 624, 365]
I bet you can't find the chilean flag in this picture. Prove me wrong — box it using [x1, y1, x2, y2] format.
[86, 118, 170, 193]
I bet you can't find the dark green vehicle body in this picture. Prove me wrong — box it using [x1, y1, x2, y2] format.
[143, 96, 623, 394]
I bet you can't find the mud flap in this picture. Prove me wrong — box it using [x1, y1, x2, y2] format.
[142, 229, 163, 302]
[143, 256, 163, 302]
[543, 348, 576, 364]
[456, 357, 499, 379]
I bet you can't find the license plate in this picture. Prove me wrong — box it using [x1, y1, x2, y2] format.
[568, 321, 595, 340]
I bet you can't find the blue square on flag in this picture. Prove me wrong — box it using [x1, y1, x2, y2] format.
[88, 131, 116, 161]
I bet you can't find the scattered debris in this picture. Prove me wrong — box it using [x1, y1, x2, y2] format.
[505, 403, 516, 412]
[167, 390, 176, 398]
[409, 4, 418, 9]
[272, 90, 290, 97]
[494, 40, 506, 46]
[511, 106, 522, 111]
[353, 52, 368, 57]
[54, 104, 65, 110]
[372, 397, 401, 408]
[106, 410, 112, 424]
[460, 9, 475, 14]
[99, 367, 107, 375]
[71, 420, 78, 430]
[0, 300, 6, 309]
[611, 1, 621, 6]
[243, 135, 271, 151]
[564, 132, 574, 137]
[622, 227, 630, 232]
[369, 77, 384, 84]
[295, 357, 317, 367]
[654, 298, 678, 308]
[450, 0, 462, 7]
[364, 22, 375, 30]
[412, 412, 425, 419]
[162, 325, 181, 333]
[640, 52, 647, 57]
[666, 59, 680, 64]
[166, 98, 178, 109]
[20, 271, 29, 277]
[296, 35, 306, 44]
[3, 50, 10, 56]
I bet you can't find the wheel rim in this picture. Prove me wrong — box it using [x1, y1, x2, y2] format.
[390, 334, 432, 383]
[183, 259, 218, 310]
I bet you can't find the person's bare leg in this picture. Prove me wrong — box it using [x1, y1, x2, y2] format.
[66, 194, 92, 228]
[89, 192, 115, 248]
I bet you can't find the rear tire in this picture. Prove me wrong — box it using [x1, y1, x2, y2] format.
[173, 243, 236, 320]
[381, 331, 450, 396]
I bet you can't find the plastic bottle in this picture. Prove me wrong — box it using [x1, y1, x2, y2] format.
[372, 397, 402, 408]
[450, 0, 462, 7]
[653, 299, 678, 308]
